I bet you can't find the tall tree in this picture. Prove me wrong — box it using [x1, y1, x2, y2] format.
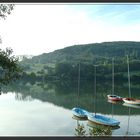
[0, 4, 22, 85]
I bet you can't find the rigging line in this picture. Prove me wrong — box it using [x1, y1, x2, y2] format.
[77, 63, 80, 107]
[94, 65, 97, 116]
[112, 58, 114, 118]
[112, 57, 114, 95]
[127, 55, 131, 98]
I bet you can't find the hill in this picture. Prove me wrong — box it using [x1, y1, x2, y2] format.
[19, 41, 140, 81]
[20, 41, 140, 65]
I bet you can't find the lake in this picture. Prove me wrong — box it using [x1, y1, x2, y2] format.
[0, 80, 140, 136]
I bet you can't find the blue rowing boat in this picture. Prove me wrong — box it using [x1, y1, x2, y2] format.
[86, 65, 120, 127]
[72, 107, 90, 118]
[88, 114, 120, 126]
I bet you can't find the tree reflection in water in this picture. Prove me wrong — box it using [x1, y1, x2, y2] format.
[74, 121, 112, 136]
[75, 121, 87, 137]
[88, 121, 112, 136]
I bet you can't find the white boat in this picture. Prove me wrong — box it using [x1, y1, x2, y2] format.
[107, 58, 122, 101]
[123, 55, 140, 105]
[123, 98, 140, 105]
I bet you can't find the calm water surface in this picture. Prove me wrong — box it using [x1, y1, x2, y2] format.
[0, 80, 140, 136]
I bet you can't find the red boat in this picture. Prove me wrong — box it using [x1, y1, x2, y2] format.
[107, 59, 123, 102]
[107, 95, 123, 101]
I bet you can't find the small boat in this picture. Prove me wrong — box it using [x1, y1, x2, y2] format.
[123, 55, 140, 105]
[72, 65, 90, 119]
[123, 98, 140, 105]
[87, 120, 120, 130]
[89, 65, 120, 127]
[107, 58, 122, 102]
[107, 95, 123, 101]
[88, 114, 120, 127]
[72, 107, 90, 119]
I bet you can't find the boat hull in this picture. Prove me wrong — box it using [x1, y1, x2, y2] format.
[123, 98, 140, 105]
[88, 114, 120, 127]
[72, 107, 89, 118]
[107, 95, 122, 101]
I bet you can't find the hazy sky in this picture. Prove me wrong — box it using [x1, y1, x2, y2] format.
[0, 3, 140, 56]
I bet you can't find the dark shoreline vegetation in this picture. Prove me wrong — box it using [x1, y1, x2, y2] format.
[19, 41, 140, 82]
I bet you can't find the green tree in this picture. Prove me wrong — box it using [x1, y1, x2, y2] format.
[0, 4, 22, 85]
[55, 62, 73, 79]
[0, 48, 22, 85]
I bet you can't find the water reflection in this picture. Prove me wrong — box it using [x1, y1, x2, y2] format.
[87, 121, 112, 136]
[0, 80, 140, 136]
[108, 99, 123, 104]
[75, 121, 87, 137]
[123, 103, 140, 109]
[2, 80, 140, 115]
[126, 107, 131, 136]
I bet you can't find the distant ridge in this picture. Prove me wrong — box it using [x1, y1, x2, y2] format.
[21, 41, 140, 65]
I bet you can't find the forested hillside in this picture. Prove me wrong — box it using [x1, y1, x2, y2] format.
[21, 41, 140, 65]
[19, 41, 140, 81]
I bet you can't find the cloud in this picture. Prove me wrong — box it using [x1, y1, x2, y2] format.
[0, 4, 140, 55]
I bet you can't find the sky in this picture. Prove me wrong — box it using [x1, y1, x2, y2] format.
[0, 3, 140, 56]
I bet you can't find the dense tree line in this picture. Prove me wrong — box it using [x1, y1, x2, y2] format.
[20, 58, 140, 82]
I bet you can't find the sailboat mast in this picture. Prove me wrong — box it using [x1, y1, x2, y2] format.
[77, 63, 80, 106]
[94, 65, 97, 116]
[127, 55, 131, 98]
[78, 63, 80, 94]
[112, 58, 114, 95]
[111, 58, 114, 118]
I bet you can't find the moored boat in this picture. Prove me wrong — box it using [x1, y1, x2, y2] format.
[123, 55, 140, 105]
[90, 65, 120, 127]
[107, 95, 123, 101]
[72, 107, 90, 119]
[107, 58, 122, 102]
[88, 114, 120, 127]
[72, 64, 90, 119]
[123, 98, 140, 105]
